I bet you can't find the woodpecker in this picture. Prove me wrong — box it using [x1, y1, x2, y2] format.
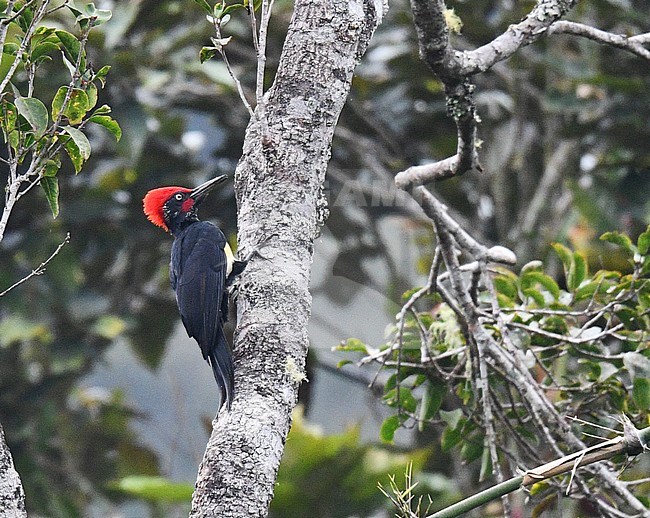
[142, 175, 244, 411]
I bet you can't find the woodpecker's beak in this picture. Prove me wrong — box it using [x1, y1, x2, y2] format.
[190, 175, 228, 205]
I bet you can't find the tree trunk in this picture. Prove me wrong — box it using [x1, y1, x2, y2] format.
[190, 0, 386, 515]
[0, 424, 26, 518]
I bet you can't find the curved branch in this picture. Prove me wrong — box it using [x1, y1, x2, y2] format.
[452, 0, 578, 76]
[548, 21, 650, 60]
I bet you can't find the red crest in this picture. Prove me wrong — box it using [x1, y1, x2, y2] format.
[142, 186, 191, 232]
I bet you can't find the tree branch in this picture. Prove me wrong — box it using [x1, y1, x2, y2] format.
[548, 21, 650, 61]
[0, 233, 71, 297]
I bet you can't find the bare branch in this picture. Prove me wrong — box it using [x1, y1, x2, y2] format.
[452, 0, 579, 76]
[210, 16, 255, 118]
[0, 233, 71, 297]
[548, 21, 650, 61]
[255, 0, 274, 145]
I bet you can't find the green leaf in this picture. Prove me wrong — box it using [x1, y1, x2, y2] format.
[493, 275, 518, 300]
[62, 126, 91, 173]
[551, 242, 573, 275]
[1, 102, 17, 133]
[336, 359, 353, 368]
[94, 65, 111, 86]
[65, 2, 84, 17]
[3, 42, 19, 55]
[63, 126, 90, 158]
[8, 129, 18, 150]
[193, 0, 212, 14]
[380, 415, 402, 444]
[399, 387, 417, 413]
[17, 6, 33, 33]
[383, 387, 417, 413]
[521, 271, 560, 300]
[637, 226, 650, 255]
[441, 420, 464, 451]
[334, 338, 367, 353]
[85, 82, 97, 109]
[96, 65, 111, 77]
[51, 78, 71, 106]
[90, 8, 112, 26]
[522, 287, 545, 307]
[40, 176, 59, 218]
[88, 115, 121, 141]
[568, 252, 587, 291]
[15, 97, 48, 137]
[110, 476, 194, 503]
[52, 86, 89, 125]
[460, 438, 484, 464]
[42, 158, 60, 177]
[574, 281, 599, 302]
[31, 41, 60, 63]
[55, 30, 84, 69]
[632, 378, 650, 410]
[600, 231, 635, 256]
[0, 52, 16, 83]
[419, 380, 446, 427]
[200, 46, 219, 63]
[222, 3, 245, 15]
[385, 374, 397, 391]
[439, 408, 463, 430]
[92, 104, 112, 116]
[479, 444, 492, 482]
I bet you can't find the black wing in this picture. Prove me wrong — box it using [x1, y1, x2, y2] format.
[171, 222, 234, 410]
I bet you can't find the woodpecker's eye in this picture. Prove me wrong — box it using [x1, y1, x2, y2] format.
[174, 193, 184, 201]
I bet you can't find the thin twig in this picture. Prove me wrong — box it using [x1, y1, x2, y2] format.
[255, 0, 273, 144]
[211, 17, 255, 117]
[0, 233, 71, 297]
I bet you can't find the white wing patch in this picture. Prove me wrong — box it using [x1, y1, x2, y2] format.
[224, 242, 234, 276]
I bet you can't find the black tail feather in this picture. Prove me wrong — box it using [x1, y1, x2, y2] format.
[208, 328, 235, 411]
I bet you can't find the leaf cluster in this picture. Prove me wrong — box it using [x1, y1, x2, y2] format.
[0, 0, 120, 218]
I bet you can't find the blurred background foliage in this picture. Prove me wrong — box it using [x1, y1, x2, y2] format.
[0, 0, 649, 516]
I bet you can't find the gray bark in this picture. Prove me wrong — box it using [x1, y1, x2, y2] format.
[189, 0, 386, 515]
[0, 424, 26, 518]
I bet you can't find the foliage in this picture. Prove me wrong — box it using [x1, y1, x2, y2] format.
[270, 407, 445, 518]
[110, 474, 194, 502]
[339, 227, 650, 514]
[107, 406, 452, 518]
[0, 0, 120, 230]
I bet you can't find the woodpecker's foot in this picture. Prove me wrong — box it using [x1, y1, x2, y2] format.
[226, 236, 275, 288]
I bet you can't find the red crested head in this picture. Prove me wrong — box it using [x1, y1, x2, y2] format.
[143, 186, 191, 232]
